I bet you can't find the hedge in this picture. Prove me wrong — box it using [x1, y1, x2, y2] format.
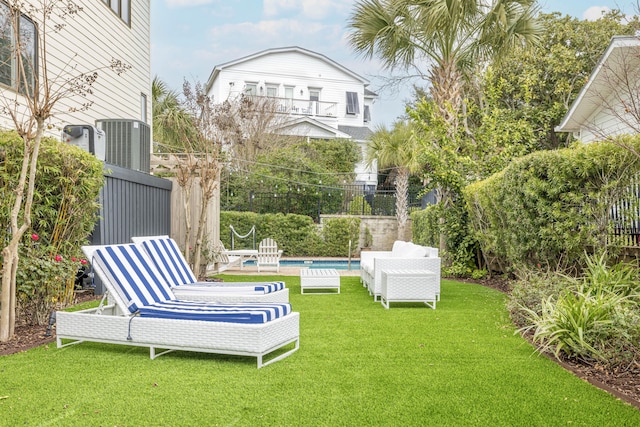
[464, 136, 640, 274]
[0, 131, 104, 324]
[220, 211, 360, 257]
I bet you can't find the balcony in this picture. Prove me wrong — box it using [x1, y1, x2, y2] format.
[273, 97, 338, 118]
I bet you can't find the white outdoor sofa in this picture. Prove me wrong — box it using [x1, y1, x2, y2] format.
[360, 241, 441, 301]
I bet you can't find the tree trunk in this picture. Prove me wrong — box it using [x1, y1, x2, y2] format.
[176, 161, 194, 265]
[1, 246, 17, 341]
[191, 157, 219, 277]
[395, 167, 409, 241]
[192, 191, 210, 278]
[429, 60, 463, 140]
[0, 123, 44, 342]
[435, 187, 450, 255]
[430, 59, 463, 254]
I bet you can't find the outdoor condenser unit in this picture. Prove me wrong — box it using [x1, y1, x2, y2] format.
[62, 124, 106, 161]
[95, 118, 151, 173]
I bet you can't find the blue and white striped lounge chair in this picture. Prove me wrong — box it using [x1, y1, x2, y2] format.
[56, 244, 299, 368]
[131, 236, 289, 303]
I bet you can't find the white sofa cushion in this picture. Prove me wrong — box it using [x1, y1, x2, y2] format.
[391, 240, 408, 256]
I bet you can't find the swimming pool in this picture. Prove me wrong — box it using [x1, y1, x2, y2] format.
[243, 259, 360, 271]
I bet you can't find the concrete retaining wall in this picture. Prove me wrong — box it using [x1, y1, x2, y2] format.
[320, 215, 411, 253]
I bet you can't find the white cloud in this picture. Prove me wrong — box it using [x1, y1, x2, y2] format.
[300, 0, 351, 20]
[582, 6, 611, 21]
[166, 0, 216, 8]
[263, 0, 298, 17]
[209, 19, 335, 49]
[264, 0, 353, 20]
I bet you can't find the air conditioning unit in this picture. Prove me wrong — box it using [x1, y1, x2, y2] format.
[95, 119, 151, 173]
[62, 125, 106, 161]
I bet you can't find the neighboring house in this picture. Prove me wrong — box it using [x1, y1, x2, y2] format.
[204, 46, 378, 189]
[0, 1, 151, 141]
[556, 36, 640, 142]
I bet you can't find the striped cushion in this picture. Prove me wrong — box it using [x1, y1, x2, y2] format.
[93, 244, 176, 313]
[138, 301, 292, 324]
[178, 281, 286, 295]
[139, 237, 286, 295]
[141, 238, 197, 286]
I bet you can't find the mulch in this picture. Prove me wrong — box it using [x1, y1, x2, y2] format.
[0, 291, 101, 357]
[1, 281, 639, 409]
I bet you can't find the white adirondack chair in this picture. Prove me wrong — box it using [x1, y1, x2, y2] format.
[257, 238, 283, 272]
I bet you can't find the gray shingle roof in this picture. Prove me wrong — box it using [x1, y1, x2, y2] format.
[338, 125, 373, 140]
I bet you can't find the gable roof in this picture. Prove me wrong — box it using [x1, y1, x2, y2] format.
[274, 117, 353, 139]
[205, 46, 369, 92]
[556, 36, 640, 133]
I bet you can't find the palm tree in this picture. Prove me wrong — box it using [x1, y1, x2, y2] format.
[367, 121, 422, 239]
[152, 76, 197, 152]
[349, 0, 540, 250]
[349, 0, 540, 135]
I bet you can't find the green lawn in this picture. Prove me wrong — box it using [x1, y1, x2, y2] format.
[1, 276, 638, 426]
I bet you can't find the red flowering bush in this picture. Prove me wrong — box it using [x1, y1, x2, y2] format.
[0, 132, 103, 325]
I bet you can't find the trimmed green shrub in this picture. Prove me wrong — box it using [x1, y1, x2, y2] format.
[347, 195, 372, 215]
[319, 217, 360, 257]
[412, 199, 479, 277]
[0, 131, 104, 324]
[220, 211, 360, 256]
[464, 136, 640, 274]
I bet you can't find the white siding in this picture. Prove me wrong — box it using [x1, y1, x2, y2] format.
[210, 50, 371, 127]
[0, 0, 150, 138]
[579, 85, 640, 143]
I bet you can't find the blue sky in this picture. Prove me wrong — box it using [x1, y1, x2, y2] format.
[151, 1, 638, 128]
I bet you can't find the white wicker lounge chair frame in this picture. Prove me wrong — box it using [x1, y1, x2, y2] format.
[56, 245, 300, 368]
[56, 305, 300, 368]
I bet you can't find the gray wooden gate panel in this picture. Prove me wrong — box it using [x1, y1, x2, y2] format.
[90, 163, 172, 293]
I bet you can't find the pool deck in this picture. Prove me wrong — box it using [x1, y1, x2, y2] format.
[217, 257, 361, 277]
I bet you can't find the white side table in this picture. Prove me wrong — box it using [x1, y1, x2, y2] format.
[381, 269, 437, 309]
[300, 268, 340, 294]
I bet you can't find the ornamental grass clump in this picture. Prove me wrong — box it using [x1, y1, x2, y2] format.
[517, 253, 640, 369]
[508, 268, 569, 328]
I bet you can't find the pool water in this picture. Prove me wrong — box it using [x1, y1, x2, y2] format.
[243, 259, 360, 271]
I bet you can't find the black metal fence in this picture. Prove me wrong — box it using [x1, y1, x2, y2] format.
[609, 179, 640, 247]
[223, 184, 434, 221]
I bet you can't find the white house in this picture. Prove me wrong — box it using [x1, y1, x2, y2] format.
[204, 46, 378, 189]
[0, 1, 151, 140]
[556, 36, 640, 142]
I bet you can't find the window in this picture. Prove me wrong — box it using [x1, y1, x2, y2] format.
[284, 86, 294, 99]
[0, 3, 37, 95]
[140, 93, 147, 123]
[266, 85, 278, 97]
[346, 91, 360, 115]
[309, 89, 320, 101]
[244, 83, 257, 96]
[284, 86, 294, 109]
[101, 0, 130, 25]
[364, 105, 371, 123]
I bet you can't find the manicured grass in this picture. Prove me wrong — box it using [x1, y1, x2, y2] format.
[1, 276, 639, 426]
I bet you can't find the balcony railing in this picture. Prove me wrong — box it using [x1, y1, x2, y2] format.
[273, 97, 338, 118]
